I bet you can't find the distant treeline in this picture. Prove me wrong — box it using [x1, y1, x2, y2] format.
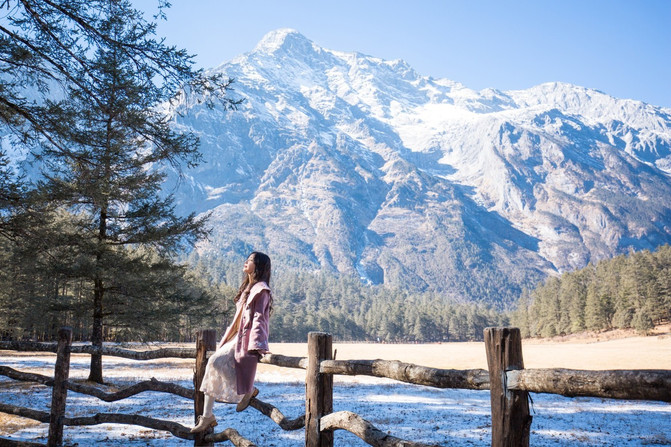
[511, 245, 671, 337]
[8, 238, 669, 344]
[189, 253, 507, 343]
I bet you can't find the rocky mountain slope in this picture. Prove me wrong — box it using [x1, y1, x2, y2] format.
[167, 29, 671, 306]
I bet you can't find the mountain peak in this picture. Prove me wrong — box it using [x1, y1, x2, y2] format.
[253, 28, 316, 55]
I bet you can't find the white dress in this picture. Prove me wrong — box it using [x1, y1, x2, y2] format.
[199, 336, 243, 403]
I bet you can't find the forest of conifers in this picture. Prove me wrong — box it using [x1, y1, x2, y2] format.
[3, 243, 670, 344]
[511, 245, 671, 337]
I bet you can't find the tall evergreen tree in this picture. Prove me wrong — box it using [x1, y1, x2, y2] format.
[1, 0, 240, 382]
[0, 153, 23, 238]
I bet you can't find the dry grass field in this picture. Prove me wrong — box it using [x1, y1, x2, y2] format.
[255, 324, 671, 379]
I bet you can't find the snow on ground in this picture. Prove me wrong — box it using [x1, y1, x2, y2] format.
[1, 353, 670, 446]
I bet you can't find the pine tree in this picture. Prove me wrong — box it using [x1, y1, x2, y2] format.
[0, 153, 20, 238]
[511, 288, 532, 337]
[583, 282, 602, 331]
[632, 306, 654, 333]
[567, 268, 590, 333]
[1, 0, 239, 382]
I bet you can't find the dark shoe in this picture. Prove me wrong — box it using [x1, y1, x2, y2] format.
[190, 414, 217, 433]
[236, 387, 259, 412]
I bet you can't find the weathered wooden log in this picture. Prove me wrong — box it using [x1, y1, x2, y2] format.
[72, 345, 198, 359]
[485, 327, 531, 447]
[261, 353, 309, 369]
[0, 341, 197, 359]
[0, 402, 50, 423]
[0, 403, 255, 447]
[48, 327, 72, 447]
[0, 436, 46, 446]
[507, 368, 671, 402]
[193, 329, 217, 447]
[249, 397, 306, 430]
[69, 413, 258, 447]
[0, 366, 54, 385]
[66, 413, 256, 447]
[205, 428, 257, 446]
[68, 412, 253, 447]
[319, 359, 490, 390]
[0, 366, 193, 400]
[306, 332, 333, 447]
[320, 411, 439, 447]
[63, 412, 193, 438]
[0, 341, 58, 353]
[68, 377, 194, 401]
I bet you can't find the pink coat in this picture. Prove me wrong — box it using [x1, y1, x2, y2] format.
[219, 281, 272, 395]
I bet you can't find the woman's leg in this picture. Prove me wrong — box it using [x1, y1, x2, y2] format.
[190, 393, 218, 433]
[203, 393, 215, 417]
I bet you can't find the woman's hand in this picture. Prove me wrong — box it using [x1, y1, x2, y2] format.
[249, 349, 269, 359]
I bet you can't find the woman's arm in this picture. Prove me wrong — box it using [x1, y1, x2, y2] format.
[218, 299, 243, 348]
[248, 290, 271, 354]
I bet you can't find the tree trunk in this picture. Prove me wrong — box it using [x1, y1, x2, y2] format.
[88, 278, 104, 383]
[88, 207, 107, 384]
[48, 327, 72, 447]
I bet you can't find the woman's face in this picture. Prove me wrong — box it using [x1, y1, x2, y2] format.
[243, 254, 256, 276]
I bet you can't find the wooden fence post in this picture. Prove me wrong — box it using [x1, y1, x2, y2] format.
[193, 329, 217, 447]
[484, 327, 531, 447]
[47, 327, 72, 447]
[306, 332, 333, 447]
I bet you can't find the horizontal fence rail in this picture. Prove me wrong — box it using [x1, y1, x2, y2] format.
[261, 353, 308, 370]
[507, 368, 671, 402]
[319, 359, 490, 389]
[0, 365, 194, 400]
[0, 341, 197, 360]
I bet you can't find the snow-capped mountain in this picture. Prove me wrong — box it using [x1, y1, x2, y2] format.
[169, 29, 671, 306]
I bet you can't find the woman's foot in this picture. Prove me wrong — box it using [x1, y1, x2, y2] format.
[236, 387, 259, 412]
[190, 414, 217, 433]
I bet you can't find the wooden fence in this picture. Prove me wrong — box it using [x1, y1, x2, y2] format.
[0, 327, 669, 447]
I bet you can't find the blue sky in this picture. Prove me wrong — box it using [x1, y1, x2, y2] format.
[138, 0, 671, 108]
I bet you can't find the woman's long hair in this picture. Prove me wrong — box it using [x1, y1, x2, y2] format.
[234, 251, 272, 303]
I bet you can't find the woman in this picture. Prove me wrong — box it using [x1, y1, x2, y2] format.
[191, 251, 273, 433]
